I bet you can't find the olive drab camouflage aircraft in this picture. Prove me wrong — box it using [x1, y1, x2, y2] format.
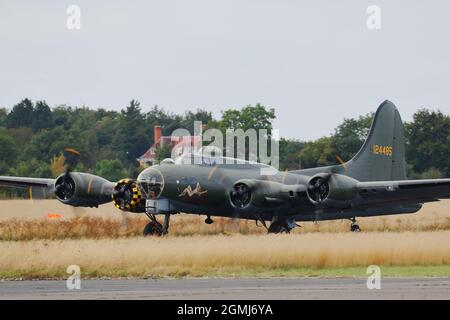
[1, 101, 450, 236]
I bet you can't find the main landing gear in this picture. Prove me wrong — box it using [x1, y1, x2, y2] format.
[205, 215, 214, 225]
[350, 217, 361, 232]
[268, 221, 290, 233]
[143, 212, 170, 236]
[267, 217, 298, 234]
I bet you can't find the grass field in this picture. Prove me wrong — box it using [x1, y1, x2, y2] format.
[0, 232, 449, 279]
[0, 200, 449, 279]
[0, 199, 450, 239]
[1, 213, 450, 240]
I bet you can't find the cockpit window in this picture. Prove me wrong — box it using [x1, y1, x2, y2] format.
[174, 153, 277, 172]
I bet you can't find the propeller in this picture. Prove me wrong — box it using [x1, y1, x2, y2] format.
[112, 182, 132, 208]
[230, 182, 252, 208]
[307, 174, 331, 203]
[112, 179, 143, 211]
[63, 148, 81, 170]
[54, 148, 80, 201]
[112, 182, 134, 229]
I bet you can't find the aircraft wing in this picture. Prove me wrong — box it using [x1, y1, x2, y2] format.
[357, 178, 450, 204]
[0, 176, 55, 189]
[1, 173, 114, 206]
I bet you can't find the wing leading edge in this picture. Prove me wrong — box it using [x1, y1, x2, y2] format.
[0, 176, 55, 189]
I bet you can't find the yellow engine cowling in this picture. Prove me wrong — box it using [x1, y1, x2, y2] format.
[112, 179, 145, 212]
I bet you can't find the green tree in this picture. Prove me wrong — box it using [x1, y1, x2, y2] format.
[299, 137, 336, 168]
[8, 159, 52, 178]
[417, 167, 444, 179]
[279, 138, 305, 170]
[94, 159, 127, 181]
[0, 133, 18, 167]
[52, 105, 73, 129]
[115, 100, 150, 168]
[23, 126, 74, 163]
[213, 104, 276, 159]
[405, 109, 450, 176]
[144, 105, 190, 141]
[331, 113, 373, 162]
[0, 133, 18, 174]
[32, 101, 53, 132]
[4, 127, 33, 149]
[0, 108, 7, 127]
[218, 103, 276, 133]
[95, 115, 120, 147]
[6, 98, 34, 128]
[180, 109, 213, 134]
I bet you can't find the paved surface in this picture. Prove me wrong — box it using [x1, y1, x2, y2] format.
[0, 278, 449, 300]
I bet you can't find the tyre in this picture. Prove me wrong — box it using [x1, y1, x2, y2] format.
[143, 222, 162, 236]
[268, 221, 288, 234]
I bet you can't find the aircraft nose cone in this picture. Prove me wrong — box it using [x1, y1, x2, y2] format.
[137, 167, 165, 199]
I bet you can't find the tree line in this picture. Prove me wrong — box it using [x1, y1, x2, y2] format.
[0, 98, 449, 197]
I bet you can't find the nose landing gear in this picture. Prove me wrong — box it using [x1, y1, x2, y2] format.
[143, 221, 162, 236]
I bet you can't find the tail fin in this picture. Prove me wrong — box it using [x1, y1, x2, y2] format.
[345, 100, 406, 181]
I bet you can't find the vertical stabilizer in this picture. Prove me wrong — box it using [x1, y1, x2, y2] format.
[345, 100, 406, 181]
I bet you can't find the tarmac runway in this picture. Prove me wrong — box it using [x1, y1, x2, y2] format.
[0, 277, 449, 300]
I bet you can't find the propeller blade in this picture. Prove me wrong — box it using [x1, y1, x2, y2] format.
[63, 147, 81, 174]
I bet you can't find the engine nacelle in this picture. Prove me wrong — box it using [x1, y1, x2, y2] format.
[229, 179, 305, 210]
[306, 173, 358, 208]
[54, 172, 114, 207]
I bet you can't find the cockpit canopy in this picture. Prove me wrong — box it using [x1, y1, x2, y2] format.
[172, 153, 277, 171]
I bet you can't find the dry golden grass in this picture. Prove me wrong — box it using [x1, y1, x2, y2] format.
[1, 210, 450, 240]
[1, 199, 450, 237]
[1, 201, 448, 279]
[0, 232, 449, 278]
[0, 216, 263, 240]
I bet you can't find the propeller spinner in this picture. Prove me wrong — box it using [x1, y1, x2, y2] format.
[230, 182, 252, 208]
[307, 175, 330, 203]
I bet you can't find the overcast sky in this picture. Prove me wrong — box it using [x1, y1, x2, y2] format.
[1, 1, 449, 140]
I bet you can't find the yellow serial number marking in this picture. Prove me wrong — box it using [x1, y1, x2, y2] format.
[373, 144, 393, 156]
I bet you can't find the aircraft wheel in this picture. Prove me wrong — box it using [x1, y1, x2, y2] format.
[268, 221, 289, 234]
[143, 222, 163, 236]
[205, 216, 214, 224]
[350, 224, 361, 232]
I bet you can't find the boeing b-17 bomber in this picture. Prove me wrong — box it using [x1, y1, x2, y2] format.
[1, 101, 449, 236]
